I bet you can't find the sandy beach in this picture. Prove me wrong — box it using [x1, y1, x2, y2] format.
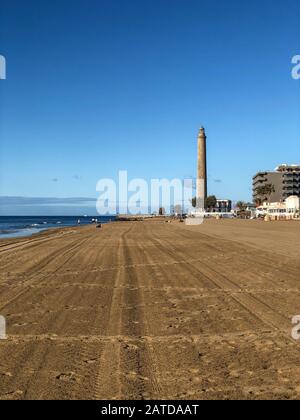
[0, 219, 300, 400]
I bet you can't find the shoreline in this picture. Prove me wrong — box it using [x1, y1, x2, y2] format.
[0, 216, 115, 241]
[0, 225, 83, 247]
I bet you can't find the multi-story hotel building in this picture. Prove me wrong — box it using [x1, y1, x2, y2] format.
[253, 164, 300, 203]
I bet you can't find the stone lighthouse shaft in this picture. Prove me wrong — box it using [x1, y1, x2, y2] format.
[196, 127, 207, 210]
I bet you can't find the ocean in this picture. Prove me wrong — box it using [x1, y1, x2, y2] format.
[0, 216, 115, 239]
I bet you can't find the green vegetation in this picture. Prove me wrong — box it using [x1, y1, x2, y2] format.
[192, 195, 217, 211]
[236, 201, 248, 211]
[254, 183, 275, 205]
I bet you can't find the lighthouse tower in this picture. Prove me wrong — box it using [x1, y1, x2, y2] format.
[196, 127, 207, 210]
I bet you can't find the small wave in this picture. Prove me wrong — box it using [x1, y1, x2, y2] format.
[0, 229, 18, 235]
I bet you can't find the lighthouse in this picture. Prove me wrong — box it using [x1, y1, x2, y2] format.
[196, 127, 207, 210]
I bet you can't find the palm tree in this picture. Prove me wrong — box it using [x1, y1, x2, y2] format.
[191, 195, 217, 211]
[254, 197, 262, 206]
[255, 184, 275, 204]
[205, 195, 217, 211]
[236, 201, 247, 211]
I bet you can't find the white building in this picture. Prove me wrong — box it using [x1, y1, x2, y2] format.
[256, 196, 300, 219]
[286, 195, 300, 212]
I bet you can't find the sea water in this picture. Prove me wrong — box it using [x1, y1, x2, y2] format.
[0, 216, 115, 239]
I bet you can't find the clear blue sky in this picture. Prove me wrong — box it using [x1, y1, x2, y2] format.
[0, 0, 299, 214]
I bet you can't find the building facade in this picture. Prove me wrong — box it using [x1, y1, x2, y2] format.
[253, 164, 300, 203]
[276, 164, 300, 199]
[256, 196, 300, 219]
[215, 199, 232, 213]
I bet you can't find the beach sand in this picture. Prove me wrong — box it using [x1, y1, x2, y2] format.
[0, 219, 300, 400]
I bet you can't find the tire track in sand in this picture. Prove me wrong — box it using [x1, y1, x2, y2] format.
[94, 224, 162, 400]
[0, 234, 93, 312]
[93, 225, 132, 399]
[2, 226, 125, 400]
[150, 225, 291, 335]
